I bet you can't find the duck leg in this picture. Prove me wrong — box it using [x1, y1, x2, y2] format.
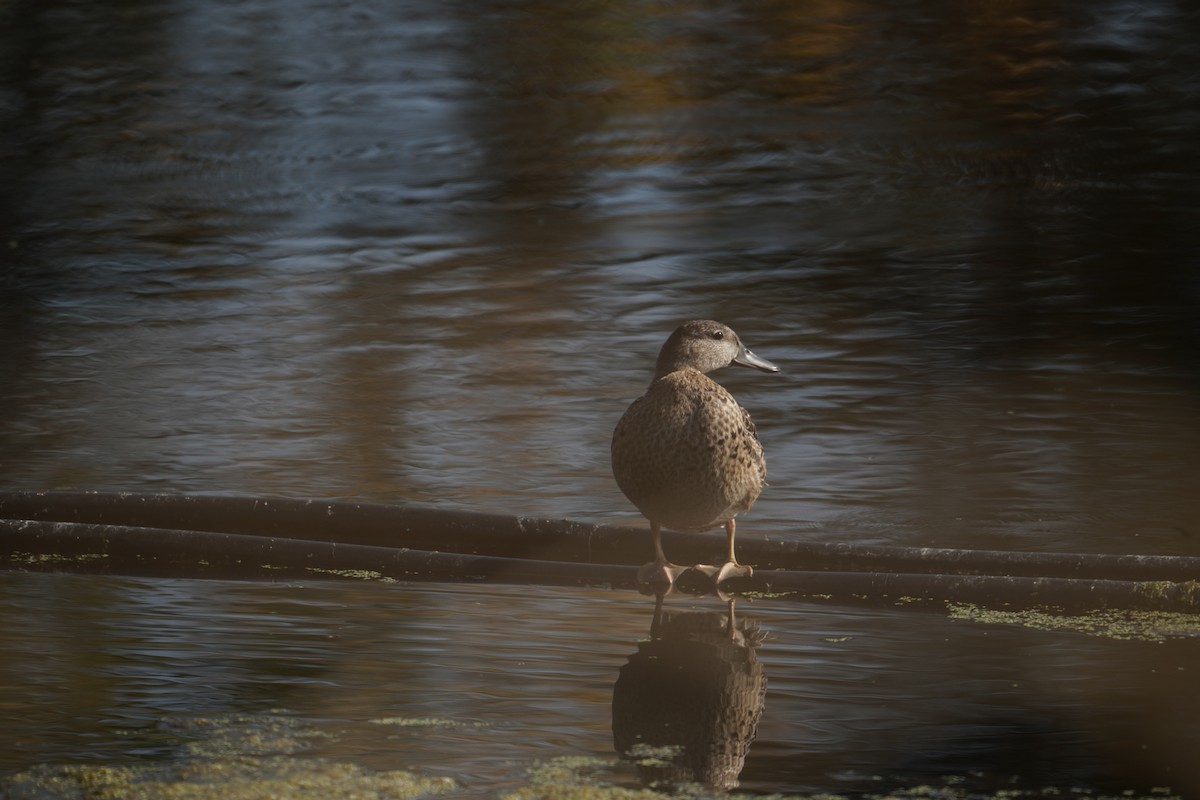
[637, 521, 687, 587]
[685, 518, 753, 591]
[713, 518, 753, 585]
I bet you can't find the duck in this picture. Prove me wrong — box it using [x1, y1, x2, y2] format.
[611, 320, 780, 589]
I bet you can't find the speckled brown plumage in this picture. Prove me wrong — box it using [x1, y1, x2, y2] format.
[611, 320, 779, 586]
[612, 370, 766, 533]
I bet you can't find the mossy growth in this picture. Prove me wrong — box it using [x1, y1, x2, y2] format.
[499, 756, 1181, 800]
[946, 603, 1200, 642]
[500, 756, 671, 800]
[369, 716, 489, 729]
[1135, 580, 1200, 606]
[4, 758, 455, 800]
[0, 720, 1183, 800]
[304, 567, 399, 583]
[1, 713, 454, 800]
[6, 550, 108, 565]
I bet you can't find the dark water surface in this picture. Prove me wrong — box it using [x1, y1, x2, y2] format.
[2, 0, 1200, 795]
[2, 573, 1199, 798]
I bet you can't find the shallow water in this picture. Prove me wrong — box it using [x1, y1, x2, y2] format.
[2, 573, 1198, 797]
[2, 0, 1200, 795]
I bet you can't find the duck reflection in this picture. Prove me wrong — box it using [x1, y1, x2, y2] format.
[612, 595, 768, 791]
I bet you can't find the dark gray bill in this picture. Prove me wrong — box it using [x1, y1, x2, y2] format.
[733, 345, 780, 373]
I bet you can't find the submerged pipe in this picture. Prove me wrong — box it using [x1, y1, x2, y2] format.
[1, 490, 1198, 582]
[0, 517, 637, 588]
[0, 517, 1195, 612]
[1, 491, 1198, 613]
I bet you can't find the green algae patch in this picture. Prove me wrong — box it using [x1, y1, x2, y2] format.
[496, 757, 1186, 800]
[500, 756, 828, 800]
[1135, 580, 1200, 607]
[304, 566, 398, 583]
[947, 603, 1200, 642]
[369, 716, 489, 729]
[6, 550, 109, 566]
[623, 744, 685, 769]
[739, 590, 801, 601]
[501, 756, 669, 800]
[162, 713, 332, 759]
[854, 789, 1178, 800]
[1, 713, 1184, 800]
[1, 713, 454, 800]
[4, 758, 455, 800]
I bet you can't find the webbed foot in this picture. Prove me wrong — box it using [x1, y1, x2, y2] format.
[714, 561, 753, 585]
[637, 560, 687, 588]
[687, 561, 753, 586]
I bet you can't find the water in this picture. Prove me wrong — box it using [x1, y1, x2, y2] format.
[1, 573, 1197, 797]
[2, 0, 1200, 795]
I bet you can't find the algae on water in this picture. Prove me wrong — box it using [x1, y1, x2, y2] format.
[0, 713, 455, 800]
[3, 758, 455, 800]
[946, 603, 1200, 642]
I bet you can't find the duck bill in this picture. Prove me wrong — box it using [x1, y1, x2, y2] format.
[733, 345, 780, 373]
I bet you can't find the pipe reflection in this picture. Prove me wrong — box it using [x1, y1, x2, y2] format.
[612, 595, 767, 791]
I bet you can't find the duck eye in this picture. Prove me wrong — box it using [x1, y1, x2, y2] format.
[710, 330, 724, 340]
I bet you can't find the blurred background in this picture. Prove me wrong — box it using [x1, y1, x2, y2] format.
[2, 0, 1200, 795]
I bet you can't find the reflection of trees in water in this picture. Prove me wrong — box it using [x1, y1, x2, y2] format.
[612, 597, 767, 791]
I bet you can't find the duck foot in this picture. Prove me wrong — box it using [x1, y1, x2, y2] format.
[688, 562, 754, 586]
[637, 560, 687, 589]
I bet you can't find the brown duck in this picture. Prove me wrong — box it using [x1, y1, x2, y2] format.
[611, 320, 780, 588]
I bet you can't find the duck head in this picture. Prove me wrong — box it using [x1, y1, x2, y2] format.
[653, 320, 780, 379]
